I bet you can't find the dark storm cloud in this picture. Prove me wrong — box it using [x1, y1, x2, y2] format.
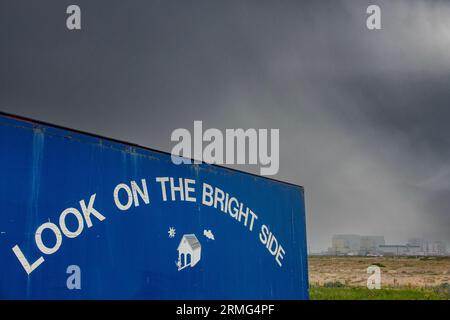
[1, 0, 449, 251]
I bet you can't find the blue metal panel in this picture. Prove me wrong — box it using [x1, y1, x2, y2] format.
[0, 114, 308, 299]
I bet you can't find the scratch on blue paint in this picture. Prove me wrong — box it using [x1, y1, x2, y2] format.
[25, 127, 45, 297]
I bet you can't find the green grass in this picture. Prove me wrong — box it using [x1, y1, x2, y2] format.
[309, 285, 450, 300]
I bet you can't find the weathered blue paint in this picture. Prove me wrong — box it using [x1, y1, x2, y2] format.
[0, 114, 308, 299]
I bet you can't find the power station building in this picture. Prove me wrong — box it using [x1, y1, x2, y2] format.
[328, 234, 385, 255]
[328, 235, 448, 256]
[378, 244, 421, 256]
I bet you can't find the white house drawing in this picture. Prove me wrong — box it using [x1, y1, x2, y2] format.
[177, 234, 201, 271]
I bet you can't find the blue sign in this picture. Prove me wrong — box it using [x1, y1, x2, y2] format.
[0, 114, 308, 299]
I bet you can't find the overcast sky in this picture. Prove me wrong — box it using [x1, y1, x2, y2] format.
[1, 0, 449, 251]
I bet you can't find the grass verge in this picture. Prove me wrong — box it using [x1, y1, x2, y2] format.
[309, 284, 450, 300]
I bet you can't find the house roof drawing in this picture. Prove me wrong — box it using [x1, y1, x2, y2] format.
[178, 234, 201, 251]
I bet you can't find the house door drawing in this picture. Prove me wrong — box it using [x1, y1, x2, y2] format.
[176, 234, 201, 271]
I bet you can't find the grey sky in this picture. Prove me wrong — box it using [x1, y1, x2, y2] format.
[1, 0, 449, 251]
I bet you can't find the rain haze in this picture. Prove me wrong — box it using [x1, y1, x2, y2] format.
[1, 0, 449, 252]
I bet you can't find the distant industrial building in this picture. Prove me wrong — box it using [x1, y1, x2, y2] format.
[406, 238, 447, 256]
[360, 236, 385, 255]
[328, 235, 448, 256]
[328, 234, 385, 256]
[378, 245, 420, 256]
